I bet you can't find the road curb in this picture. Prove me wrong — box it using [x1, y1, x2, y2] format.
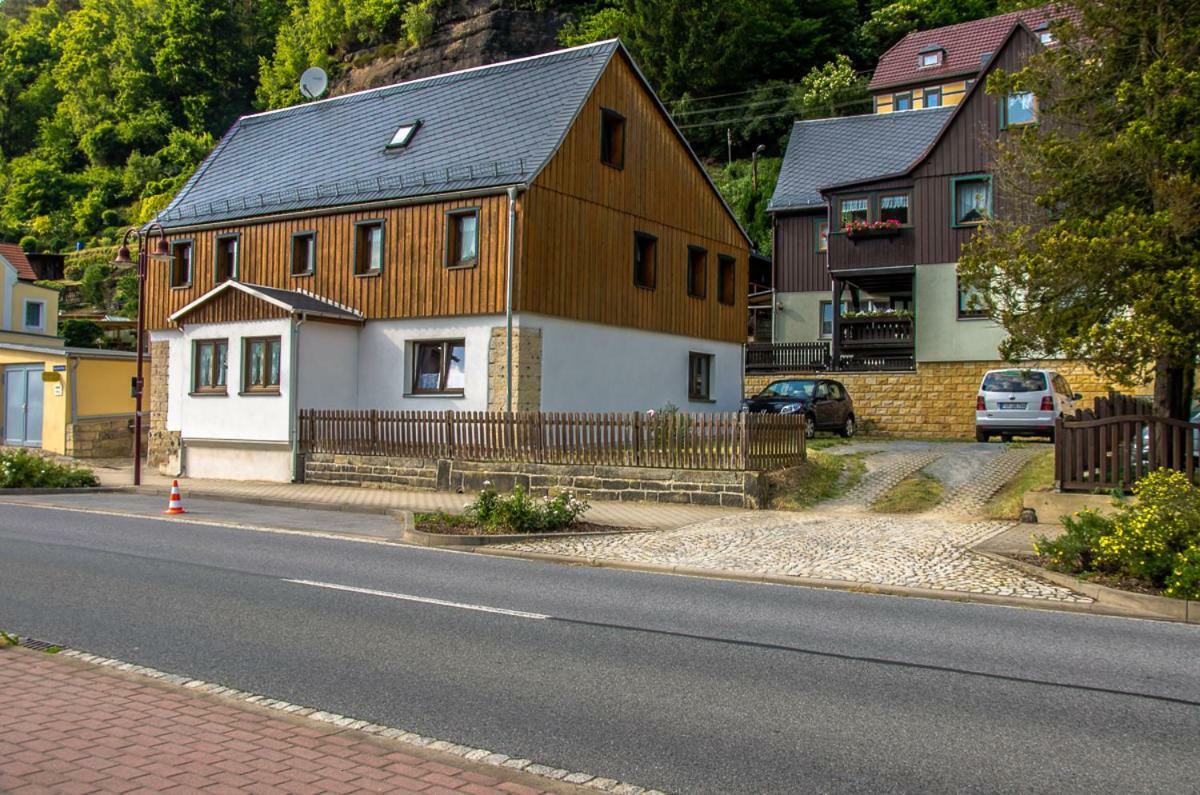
[0, 486, 129, 495]
[975, 551, 1198, 624]
[402, 525, 657, 547]
[115, 486, 410, 518]
[475, 547, 1198, 622]
[27, 645, 666, 795]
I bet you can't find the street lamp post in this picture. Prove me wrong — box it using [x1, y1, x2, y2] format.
[114, 224, 172, 487]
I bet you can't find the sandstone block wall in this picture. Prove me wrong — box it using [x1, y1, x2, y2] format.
[148, 340, 181, 469]
[745, 360, 1147, 440]
[303, 454, 765, 508]
[65, 415, 143, 459]
[487, 326, 542, 412]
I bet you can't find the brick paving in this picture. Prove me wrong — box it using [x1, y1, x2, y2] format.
[0, 648, 592, 795]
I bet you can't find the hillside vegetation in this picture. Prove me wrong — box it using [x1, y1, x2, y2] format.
[0, 0, 1027, 265]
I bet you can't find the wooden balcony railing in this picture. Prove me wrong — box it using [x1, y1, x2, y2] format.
[838, 315, 914, 351]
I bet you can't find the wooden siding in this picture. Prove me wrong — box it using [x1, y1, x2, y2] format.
[176, 288, 290, 325]
[146, 195, 510, 330]
[774, 211, 831, 292]
[521, 50, 750, 343]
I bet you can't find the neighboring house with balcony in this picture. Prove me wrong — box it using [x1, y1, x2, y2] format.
[144, 40, 752, 481]
[869, 4, 1077, 114]
[756, 19, 1121, 438]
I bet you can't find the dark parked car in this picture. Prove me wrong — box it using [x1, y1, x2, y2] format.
[742, 378, 856, 439]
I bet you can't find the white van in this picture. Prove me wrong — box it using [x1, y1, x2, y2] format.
[975, 368, 1080, 442]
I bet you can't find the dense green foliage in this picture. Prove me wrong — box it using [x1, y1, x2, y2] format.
[0, 448, 99, 488]
[466, 484, 590, 534]
[1035, 470, 1200, 599]
[0, 0, 1023, 260]
[959, 0, 1200, 417]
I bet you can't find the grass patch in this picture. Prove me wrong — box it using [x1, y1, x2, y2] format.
[767, 451, 867, 510]
[985, 449, 1055, 519]
[872, 471, 944, 514]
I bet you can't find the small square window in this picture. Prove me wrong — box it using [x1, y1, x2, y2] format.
[387, 120, 421, 149]
[601, 108, 625, 169]
[717, 255, 736, 306]
[688, 352, 713, 401]
[816, 220, 829, 252]
[291, 232, 316, 276]
[687, 246, 707, 299]
[839, 198, 869, 228]
[170, 241, 192, 287]
[894, 92, 912, 111]
[1039, 29, 1054, 45]
[920, 51, 942, 68]
[1004, 92, 1038, 127]
[242, 337, 282, 393]
[923, 87, 943, 108]
[953, 176, 992, 226]
[880, 194, 910, 225]
[192, 339, 228, 394]
[446, 209, 479, 269]
[958, 278, 989, 319]
[412, 340, 466, 394]
[634, 232, 657, 290]
[354, 221, 384, 275]
[23, 300, 43, 330]
[214, 234, 238, 284]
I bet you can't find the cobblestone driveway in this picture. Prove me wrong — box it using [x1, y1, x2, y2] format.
[494, 440, 1085, 603]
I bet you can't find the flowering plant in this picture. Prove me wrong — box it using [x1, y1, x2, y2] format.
[466, 483, 589, 533]
[843, 218, 902, 235]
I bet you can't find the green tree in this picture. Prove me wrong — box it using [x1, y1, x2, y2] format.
[709, 156, 781, 253]
[791, 54, 869, 118]
[61, 318, 106, 348]
[959, 0, 1200, 419]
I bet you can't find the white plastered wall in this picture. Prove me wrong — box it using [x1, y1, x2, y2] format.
[915, 263, 1007, 362]
[297, 320, 359, 409]
[525, 313, 743, 412]
[357, 316, 499, 412]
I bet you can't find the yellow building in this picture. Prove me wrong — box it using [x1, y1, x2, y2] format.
[1, 242, 63, 347]
[0, 342, 141, 457]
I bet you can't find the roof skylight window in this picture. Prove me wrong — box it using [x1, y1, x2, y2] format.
[387, 120, 422, 150]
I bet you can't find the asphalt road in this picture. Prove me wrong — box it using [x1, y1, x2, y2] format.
[1, 501, 1198, 794]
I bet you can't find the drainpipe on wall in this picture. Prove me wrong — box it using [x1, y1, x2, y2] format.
[288, 314, 306, 482]
[68, 355, 79, 425]
[504, 186, 522, 414]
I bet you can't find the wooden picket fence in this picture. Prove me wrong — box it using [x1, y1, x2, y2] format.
[298, 409, 806, 471]
[1055, 392, 1199, 491]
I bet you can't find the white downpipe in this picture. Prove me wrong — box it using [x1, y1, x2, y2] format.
[289, 314, 306, 481]
[504, 186, 521, 413]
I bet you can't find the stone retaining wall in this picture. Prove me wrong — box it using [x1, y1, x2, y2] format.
[65, 415, 145, 459]
[746, 360, 1146, 440]
[303, 453, 766, 508]
[148, 340, 181, 471]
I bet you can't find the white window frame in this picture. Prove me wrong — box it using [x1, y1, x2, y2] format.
[23, 299, 45, 332]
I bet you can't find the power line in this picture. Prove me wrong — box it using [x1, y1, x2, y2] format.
[674, 94, 877, 130]
[662, 68, 875, 109]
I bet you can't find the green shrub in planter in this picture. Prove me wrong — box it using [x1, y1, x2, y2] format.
[0, 449, 99, 489]
[467, 483, 588, 534]
[1035, 469, 1200, 598]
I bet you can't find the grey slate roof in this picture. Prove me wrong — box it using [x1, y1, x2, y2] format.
[156, 40, 622, 228]
[767, 107, 954, 213]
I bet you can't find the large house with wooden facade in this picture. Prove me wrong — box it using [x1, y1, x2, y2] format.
[757, 17, 1122, 438]
[145, 40, 753, 481]
[868, 3, 1076, 115]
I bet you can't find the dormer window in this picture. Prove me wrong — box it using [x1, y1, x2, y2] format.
[918, 48, 943, 68]
[1039, 30, 1055, 45]
[387, 120, 421, 150]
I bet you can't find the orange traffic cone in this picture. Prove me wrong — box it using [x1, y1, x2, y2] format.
[164, 480, 186, 515]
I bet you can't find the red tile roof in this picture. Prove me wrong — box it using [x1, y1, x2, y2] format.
[0, 243, 39, 281]
[869, 4, 1079, 91]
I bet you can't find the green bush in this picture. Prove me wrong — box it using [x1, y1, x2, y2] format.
[467, 483, 588, 534]
[0, 449, 99, 489]
[1035, 469, 1200, 599]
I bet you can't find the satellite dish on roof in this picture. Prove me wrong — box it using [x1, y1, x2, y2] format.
[299, 67, 329, 100]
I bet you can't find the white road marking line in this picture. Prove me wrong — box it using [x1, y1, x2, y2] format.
[283, 578, 551, 620]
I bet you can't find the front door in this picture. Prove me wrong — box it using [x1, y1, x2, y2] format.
[4, 365, 44, 447]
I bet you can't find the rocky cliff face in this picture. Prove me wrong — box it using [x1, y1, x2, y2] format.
[331, 0, 573, 95]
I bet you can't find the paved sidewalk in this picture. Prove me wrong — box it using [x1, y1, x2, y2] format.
[91, 462, 740, 530]
[0, 647, 589, 795]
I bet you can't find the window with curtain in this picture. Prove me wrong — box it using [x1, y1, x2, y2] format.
[412, 340, 466, 394]
[839, 198, 869, 228]
[880, 194, 910, 225]
[953, 177, 991, 225]
[193, 339, 228, 393]
[243, 337, 282, 393]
